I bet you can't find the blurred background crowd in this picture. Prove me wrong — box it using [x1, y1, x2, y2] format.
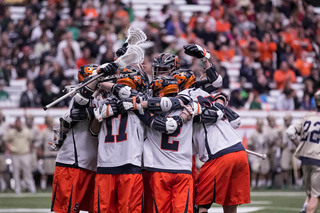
[0, 0, 320, 110]
[0, 0, 320, 192]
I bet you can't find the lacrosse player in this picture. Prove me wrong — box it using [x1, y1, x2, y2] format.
[286, 90, 320, 213]
[51, 63, 117, 213]
[178, 44, 250, 213]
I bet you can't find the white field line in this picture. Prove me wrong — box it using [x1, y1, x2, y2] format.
[0, 193, 51, 198]
[209, 207, 265, 213]
[0, 209, 50, 212]
[250, 191, 306, 197]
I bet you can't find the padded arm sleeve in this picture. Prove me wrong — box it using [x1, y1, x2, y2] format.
[224, 107, 241, 129]
[147, 97, 183, 112]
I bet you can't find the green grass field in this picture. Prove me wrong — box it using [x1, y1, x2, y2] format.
[0, 189, 312, 213]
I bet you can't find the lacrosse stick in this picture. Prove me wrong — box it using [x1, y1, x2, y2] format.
[245, 149, 267, 160]
[43, 45, 145, 110]
[125, 26, 147, 45]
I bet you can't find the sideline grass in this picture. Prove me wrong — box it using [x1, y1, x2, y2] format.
[0, 190, 308, 213]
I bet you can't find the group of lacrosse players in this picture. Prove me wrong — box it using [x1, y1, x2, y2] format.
[49, 41, 251, 213]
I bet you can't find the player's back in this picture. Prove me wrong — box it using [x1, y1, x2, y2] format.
[143, 110, 193, 173]
[193, 117, 243, 162]
[56, 98, 98, 171]
[56, 120, 98, 171]
[294, 112, 320, 161]
[97, 111, 144, 169]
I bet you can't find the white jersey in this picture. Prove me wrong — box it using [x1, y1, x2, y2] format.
[179, 87, 211, 103]
[97, 111, 144, 169]
[193, 119, 243, 162]
[247, 130, 269, 154]
[56, 98, 98, 171]
[143, 109, 193, 173]
[180, 87, 243, 162]
[293, 112, 320, 162]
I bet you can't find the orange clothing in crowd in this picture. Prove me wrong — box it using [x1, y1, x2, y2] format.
[258, 42, 277, 62]
[295, 59, 312, 77]
[216, 20, 230, 32]
[273, 69, 296, 90]
[76, 58, 89, 69]
[188, 16, 198, 30]
[212, 49, 235, 61]
[83, 8, 98, 18]
[280, 29, 298, 44]
[115, 10, 129, 19]
[291, 38, 313, 58]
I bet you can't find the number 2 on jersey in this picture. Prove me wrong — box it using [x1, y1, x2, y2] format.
[105, 114, 128, 143]
[301, 121, 320, 144]
[160, 129, 181, 151]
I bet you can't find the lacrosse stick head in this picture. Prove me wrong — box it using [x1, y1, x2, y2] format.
[125, 26, 147, 45]
[115, 45, 144, 69]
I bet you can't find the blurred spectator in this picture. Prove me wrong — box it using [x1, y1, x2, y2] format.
[291, 29, 313, 58]
[247, 118, 270, 188]
[295, 51, 312, 77]
[16, 46, 36, 78]
[38, 116, 57, 190]
[219, 66, 230, 89]
[0, 110, 6, 192]
[248, 92, 262, 110]
[306, 67, 320, 93]
[25, 114, 41, 173]
[83, 0, 98, 19]
[252, 67, 270, 94]
[3, 117, 36, 194]
[34, 33, 51, 59]
[278, 114, 295, 188]
[19, 80, 41, 108]
[1, 7, 12, 31]
[301, 79, 316, 110]
[258, 32, 277, 62]
[166, 14, 185, 36]
[0, 80, 9, 100]
[85, 32, 99, 58]
[31, 20, 53, 42]
[265, 115, 280, 188]
[56, 32, 81, 69]
[276, 87, 295, 110]
[240, 57, 255, 83]
[49, 62, 65, 88]
[41, 79, 59, 107]
[274, 61, 296, 90]
[229, 88, 246, 109]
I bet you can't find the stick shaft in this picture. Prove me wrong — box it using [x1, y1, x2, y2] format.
[245, 149, 266, 159]
[43, 73, 104, 110]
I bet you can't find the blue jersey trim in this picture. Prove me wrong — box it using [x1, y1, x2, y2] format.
[208, 142, 245, 161]
[300, 157, 320, 166]
[97, 164, 142, 174]
[145, 167, 192, 174]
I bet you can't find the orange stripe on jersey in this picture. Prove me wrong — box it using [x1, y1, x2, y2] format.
[133, 97, 137, 110]
[106, 105, 109, 117]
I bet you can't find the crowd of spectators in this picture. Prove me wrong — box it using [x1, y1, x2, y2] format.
[0, 0, 320, 110]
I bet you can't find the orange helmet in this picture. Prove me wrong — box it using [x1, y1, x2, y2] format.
[116, 66, 149, 92]
[171, 69, 196, 91]
[78, 64, 98, 82]
[150, 76, 179, 97]
[152, 53, 180, 78]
